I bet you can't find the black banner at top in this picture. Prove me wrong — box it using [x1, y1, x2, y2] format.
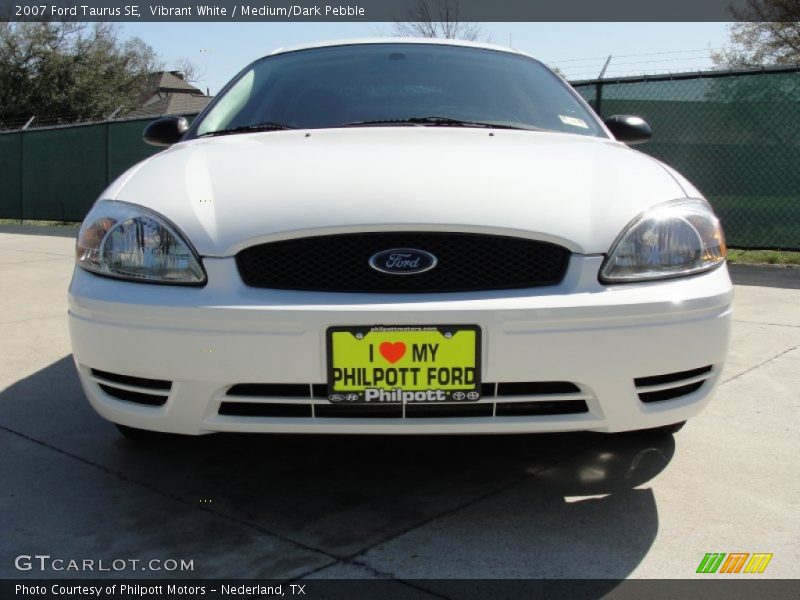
[0, 0, 773, 22]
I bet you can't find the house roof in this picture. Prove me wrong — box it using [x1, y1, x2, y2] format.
[126, 94, 212, 119]
[126, 70, 212, 118]
[151, 71, 203, 94]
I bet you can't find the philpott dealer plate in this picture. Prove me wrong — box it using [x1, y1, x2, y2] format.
[327, 325, 481, 403]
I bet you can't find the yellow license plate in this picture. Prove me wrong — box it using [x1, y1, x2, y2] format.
[327, 325, 481, 403]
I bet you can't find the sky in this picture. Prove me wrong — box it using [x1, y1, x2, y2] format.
[119, 22, 734, 95]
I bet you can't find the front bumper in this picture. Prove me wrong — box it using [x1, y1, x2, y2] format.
[68, 256, 733, 435]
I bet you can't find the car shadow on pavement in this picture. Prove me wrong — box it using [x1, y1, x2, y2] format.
[1, 356, 673, 582]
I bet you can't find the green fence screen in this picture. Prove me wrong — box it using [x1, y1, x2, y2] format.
[0, 133, 22, 220]
[573, 68, 800, 249]
[1, 68, 799, 249]
[0, 116, 193, 222]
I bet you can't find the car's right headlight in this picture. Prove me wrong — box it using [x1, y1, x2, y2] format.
[600, 198, 726, 283]
[76, 200, 206, 285]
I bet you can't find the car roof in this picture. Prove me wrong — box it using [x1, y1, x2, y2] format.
[269, 37, 535, 60]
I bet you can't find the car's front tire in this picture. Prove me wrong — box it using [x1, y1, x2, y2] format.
[115, 424, 180, 441]
[636, 421, 686, 436]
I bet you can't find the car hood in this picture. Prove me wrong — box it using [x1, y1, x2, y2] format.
[110, 128, 688, 256]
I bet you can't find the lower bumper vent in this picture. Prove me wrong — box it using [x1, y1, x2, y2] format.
[634, 366, 713, 403]
[219, 381, 590, 419]
[90, 369, 171, 407]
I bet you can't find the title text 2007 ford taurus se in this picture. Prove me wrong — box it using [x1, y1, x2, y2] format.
[69, 39, 731, 439]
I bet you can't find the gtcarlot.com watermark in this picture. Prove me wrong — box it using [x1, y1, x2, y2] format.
[14, 554, 194, 573]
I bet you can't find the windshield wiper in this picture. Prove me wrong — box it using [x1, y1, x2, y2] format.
[198, 121, 295, 137]
[337, 118, 422, 127]
[339, 117, 538, 131]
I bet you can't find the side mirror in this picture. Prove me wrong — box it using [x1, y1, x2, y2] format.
[604, 115, 652, 145]
[143, 116, 189, 147]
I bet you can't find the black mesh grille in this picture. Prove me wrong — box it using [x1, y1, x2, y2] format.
[236, 232, 570, 293]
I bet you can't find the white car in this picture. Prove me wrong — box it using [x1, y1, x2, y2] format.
[69, 39, 732, 439]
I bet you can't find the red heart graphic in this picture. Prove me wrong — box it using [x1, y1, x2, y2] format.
[379, 341, 406, 364]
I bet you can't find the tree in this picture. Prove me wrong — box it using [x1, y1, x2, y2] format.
[392, 0, 487, 42]
[0, 23, 163, 126]
[712, 1, 800, 67]
[172, 56, 205, 85]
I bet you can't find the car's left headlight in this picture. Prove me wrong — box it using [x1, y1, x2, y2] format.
[600, 198, 726, 283]
[76, 200, 206, 285]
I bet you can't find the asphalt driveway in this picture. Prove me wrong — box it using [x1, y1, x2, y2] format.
[1, 227, 798, 584]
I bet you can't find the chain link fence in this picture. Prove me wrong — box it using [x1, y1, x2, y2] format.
[573, 66, 800, 250]
[0, 113, 110, 132]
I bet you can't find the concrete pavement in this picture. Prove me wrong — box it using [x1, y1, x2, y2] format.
[1, 229, 798, 584]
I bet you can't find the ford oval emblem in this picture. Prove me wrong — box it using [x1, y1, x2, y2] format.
[369, 248, 438, 275]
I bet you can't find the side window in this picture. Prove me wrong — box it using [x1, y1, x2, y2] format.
[196, 70, 256, 136]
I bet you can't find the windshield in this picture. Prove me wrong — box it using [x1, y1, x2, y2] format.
[192, 43, 605, 138]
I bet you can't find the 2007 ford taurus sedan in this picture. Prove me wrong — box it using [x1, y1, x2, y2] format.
[69, 39, 732, 439]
